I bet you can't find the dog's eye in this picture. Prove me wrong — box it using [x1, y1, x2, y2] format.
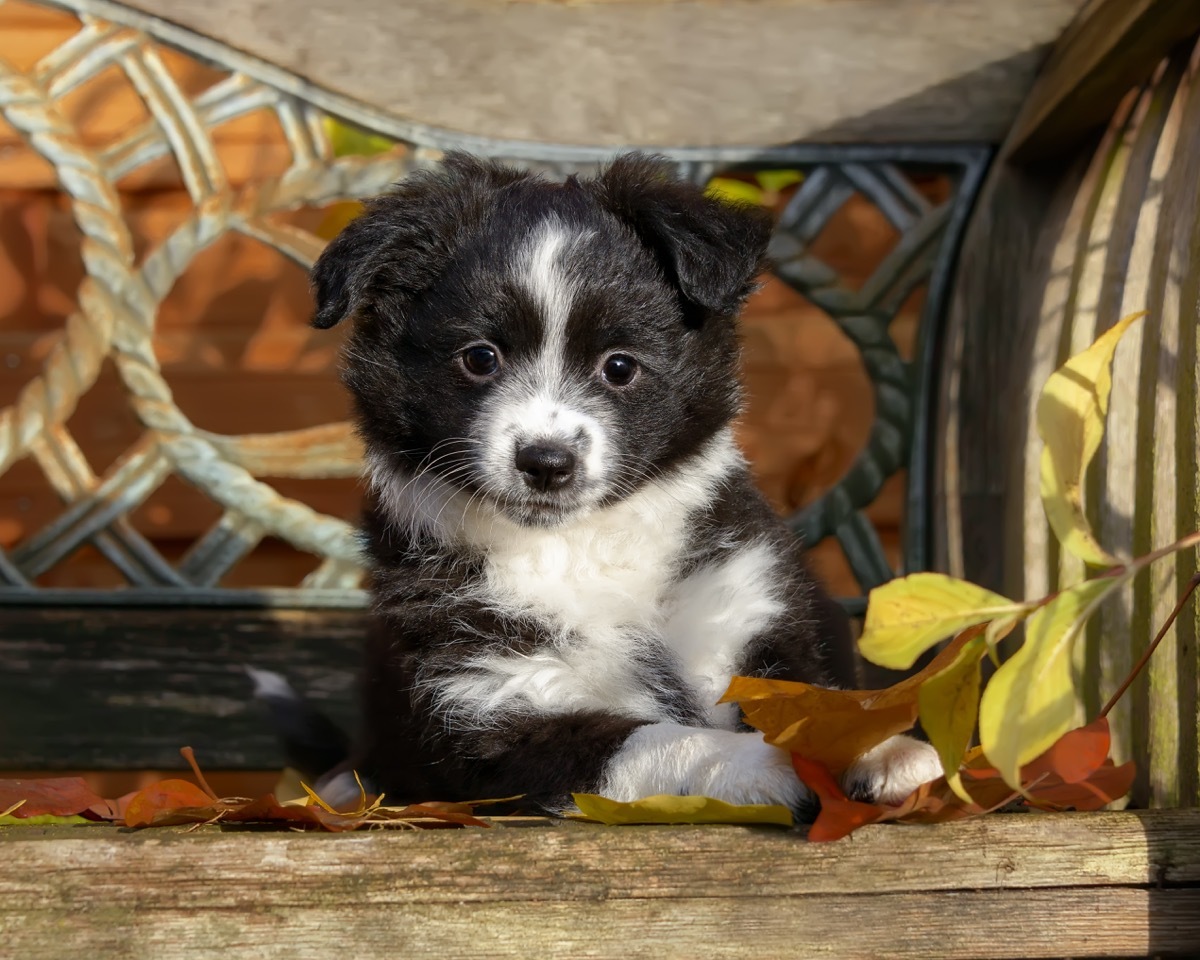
[601, 354, 638, 387]
[461, 345, 501, 378]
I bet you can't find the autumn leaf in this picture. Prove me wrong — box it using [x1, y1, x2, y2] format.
[962, 718, 1134, 812]
[124, 779, 224, 828]
[1026, 713, 1112, 784]
[857, 572, 1031, 670]
[721, 629, 979, 775]
[323, 117, 396, 158]
[793, 718, 1133, 842]
[917, 626, 989, 802]
[0, 813, 93, 826]
[570, 793, 793, 827]
[705, 177, 765, 206]
[371, 802, 492, 828]
[754, 169, 805, 193]
[1037, 311, 1145, 567]
[979, 576, 1122, 790]
[0, 777, 109, 820]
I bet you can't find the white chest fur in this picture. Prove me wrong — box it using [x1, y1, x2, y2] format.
[391, 430, 785, 730]
[450, 521, 784, 730]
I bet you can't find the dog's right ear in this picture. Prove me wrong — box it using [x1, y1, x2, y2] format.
[310, 153, 527, 329]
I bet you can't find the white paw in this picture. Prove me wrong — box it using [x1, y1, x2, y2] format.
[687, 731, 809, 809]
[842, 735, 943, 805]
[601, 723, 809, 810]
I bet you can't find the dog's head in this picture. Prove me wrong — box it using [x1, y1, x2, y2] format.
[312, 153, 771, 529]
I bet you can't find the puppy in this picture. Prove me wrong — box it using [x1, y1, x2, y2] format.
[308, 153, 941, 814]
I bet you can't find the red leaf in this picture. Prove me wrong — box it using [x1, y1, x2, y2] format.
[793, 718, 1134, 842]
[1023, 716, 1111, 784]
[0, 777, 108, 819]
[221, 795, 364, 831]
[791, 755, 895, 842]
[1025, 760, 1136, 811]
[373, 803, 490, 828]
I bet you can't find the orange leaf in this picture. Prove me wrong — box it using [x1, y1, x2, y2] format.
[722, 629, 979, 774]
[124, 779, 223, 828]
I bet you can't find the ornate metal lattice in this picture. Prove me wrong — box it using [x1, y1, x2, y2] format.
[0, 0, 988, 610]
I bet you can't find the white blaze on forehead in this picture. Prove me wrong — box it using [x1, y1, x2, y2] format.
[520, 219, 577, 361]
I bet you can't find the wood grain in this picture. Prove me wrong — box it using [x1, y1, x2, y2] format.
[1, 812, 1199, 959]
[936, 30, 1200, 805]
[0, 607, 363, 769]
[87, 0, 1084, 147]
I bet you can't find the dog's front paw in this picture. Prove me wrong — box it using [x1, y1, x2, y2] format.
[842, 734, 943, 805]
[687, 730, 811, 812]
[600, 723, 812, 817]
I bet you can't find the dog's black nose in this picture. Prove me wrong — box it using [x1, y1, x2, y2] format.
[515, 444, 576, 492]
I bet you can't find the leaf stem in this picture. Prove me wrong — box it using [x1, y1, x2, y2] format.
[180, 745, 220, 801]
[1100, 570, 1200, 718]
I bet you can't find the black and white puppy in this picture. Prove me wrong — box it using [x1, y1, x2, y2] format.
[309, 152, 941, 814]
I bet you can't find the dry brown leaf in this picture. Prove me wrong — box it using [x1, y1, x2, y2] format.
[720, 630, 976, 774]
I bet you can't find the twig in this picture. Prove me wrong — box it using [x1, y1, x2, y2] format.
[1100, 571, 1200, 718]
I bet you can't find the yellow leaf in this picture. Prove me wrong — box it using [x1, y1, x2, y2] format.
[918, 632, 987, 802]
[858, 572, 1031, 670]
[323, 116, 396, 157]
[1037, 311, 1145, 567]
[300, 780, 341, 815]
[754, 169, 805, 193]
[569, 793, 793, 827]
[978, 576, 1122, 790]
[705, 177, 765, 206]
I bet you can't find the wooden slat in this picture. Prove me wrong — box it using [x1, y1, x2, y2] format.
[1008, 0, 1200, 163]
[0, 607, 363, 769]
[1, 812, 1199, 958]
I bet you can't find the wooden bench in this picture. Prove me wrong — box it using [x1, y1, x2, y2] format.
[3, 1, 1200, 956]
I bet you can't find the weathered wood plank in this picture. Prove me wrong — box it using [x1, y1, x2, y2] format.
[68, 0, 1085, 147]
[5, 889, 1200, 960]
[3, 810, 1199, 897]
[1008, 0, 1200, 163]
[0, 607, 363, 769]
[1, 813, 1198, 959]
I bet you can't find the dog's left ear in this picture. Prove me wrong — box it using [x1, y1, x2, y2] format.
[589, 153, 773, 326]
